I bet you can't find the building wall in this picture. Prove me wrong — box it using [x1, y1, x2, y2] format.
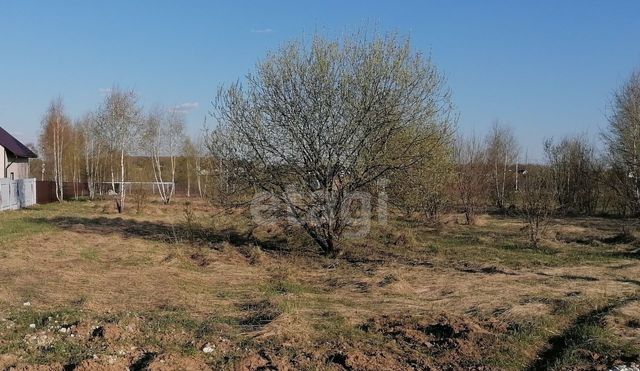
[1, 145, 31, 179]
[7, 158, 30, 179]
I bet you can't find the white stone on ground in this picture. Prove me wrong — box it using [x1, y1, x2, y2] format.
[202, 343, 215, 353]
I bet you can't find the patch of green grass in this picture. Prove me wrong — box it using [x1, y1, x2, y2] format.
[120, 254, 153, 267]
[424, 243, 440, 254]
[0, 202, 100, 244]
[0, 307, 88, 364]
[504, 296, 640, 371]
[79, 247, 100, 262]
[6, 307, 83, 329]
[488, 315, 557, 370]
[195, 315, 239, 337]
[138, 308, 243, 352]
[548, 322, 636, 370]
[0, 214, 54, 243]
[143, 310, 200, 334]
[312, 311, 380, 344]
[28, 339, 95, 365]
[263, 279, 311, 296]
[0, 201, 106, 243]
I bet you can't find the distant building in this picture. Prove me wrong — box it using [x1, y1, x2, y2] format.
[0, 126, 37, 179]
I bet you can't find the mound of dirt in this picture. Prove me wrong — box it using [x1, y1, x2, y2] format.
[234, 349, 318, 370]
[236, 351, 278, 370]
[0, 355, 19, 370]
[189, 250, 212, 267]
[234, 343, 407, 370]
[147, 354, 211, 370]
[360, 314, 496, 370]
[326, 349, 406, 370]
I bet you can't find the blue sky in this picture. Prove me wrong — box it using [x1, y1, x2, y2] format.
[1, 1, 639, 160]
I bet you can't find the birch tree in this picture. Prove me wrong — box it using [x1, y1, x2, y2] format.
[165, 109, 185, 201]
[78, 113, 103, 199]
[184, 134, 207, 198]
[485, 121, 519, 210]
[142, 107, 184, 204]
[40, 98, 71, 202]
[182, 136, 200, 198]
[195, 136, 206, 198]
[96, 87, 142, 213]
[68, 122, 84, 199]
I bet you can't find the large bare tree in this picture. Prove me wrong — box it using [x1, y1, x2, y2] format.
[454, 134, 487, 225]
[211, 32, 454, 255]
[519, 167, 554, 248]
[544, 134, 602, 215]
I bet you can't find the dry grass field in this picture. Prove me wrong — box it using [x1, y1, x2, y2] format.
[0, 199, 639, 370]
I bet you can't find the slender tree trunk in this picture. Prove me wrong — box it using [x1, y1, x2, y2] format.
[117, 149, 125, 213]
[196, 158, 202, 197]
[494, 158, 500, 208]
[110, 154, 115, 193]
[151, 151, 167, 204]
[53, 117, 64, 202]
[186, 161, 191, 198]
[84, 137, 93, 200]
[501, 152, 507, 207]
[169, 154, 176, 203]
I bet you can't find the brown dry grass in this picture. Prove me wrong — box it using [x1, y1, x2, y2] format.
[0, 199, 638, 370]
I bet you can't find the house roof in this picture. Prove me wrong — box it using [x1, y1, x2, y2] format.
[0, 126, 37, 158]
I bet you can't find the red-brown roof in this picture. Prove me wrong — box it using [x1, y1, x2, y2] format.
[0, 126, 37, 158]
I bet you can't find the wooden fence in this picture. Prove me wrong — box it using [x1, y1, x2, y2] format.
[36, 181, 90, 204]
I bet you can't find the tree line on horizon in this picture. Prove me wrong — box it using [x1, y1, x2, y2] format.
[34, 30, 640, 254]
[36, 91, 209, 209]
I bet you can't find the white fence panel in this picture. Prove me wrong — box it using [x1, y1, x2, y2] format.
[0, 178, 36, 211]
[18, 178, 36, 208]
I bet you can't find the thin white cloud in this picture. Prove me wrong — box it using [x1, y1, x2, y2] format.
[252, 28, 274, 34]
[173, 102, 199, 113]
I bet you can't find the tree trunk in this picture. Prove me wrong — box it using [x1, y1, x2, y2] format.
[118, 149, 125, 213]
[186, 161, 191, 198]
[168, 154, 176, 204]
[53, 117, 64, 202]
[196, 159, 202, 198]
